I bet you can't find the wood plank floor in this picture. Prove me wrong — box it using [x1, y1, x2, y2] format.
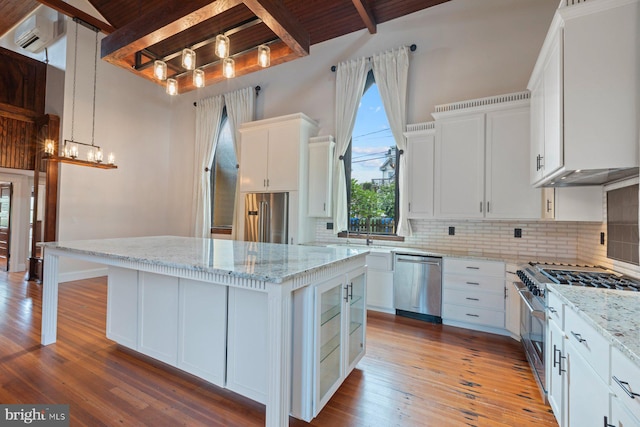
[0, 272, 557, 426]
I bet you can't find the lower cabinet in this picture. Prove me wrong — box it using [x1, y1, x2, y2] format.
[314, 266, 366, 416]
[505, 265, 521, 339]
[442, 258, 507, 335]
[365, 251, 394, 313]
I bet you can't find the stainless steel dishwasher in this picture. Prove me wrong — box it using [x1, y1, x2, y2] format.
[393, 253, 442, 323]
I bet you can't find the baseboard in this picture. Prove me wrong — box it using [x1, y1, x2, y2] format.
[59, 267, 108, 283]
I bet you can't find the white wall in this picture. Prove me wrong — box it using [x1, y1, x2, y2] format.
[166, 0, 558, 234]
[57, 19, 174, 278]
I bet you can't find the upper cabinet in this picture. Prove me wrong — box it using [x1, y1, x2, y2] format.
[307, 136, 335, 218]
[528, 0, 640, 186]
[239, 113, 319, 193]
[432, 92, 541, 220]
[404, 122, 436, 219]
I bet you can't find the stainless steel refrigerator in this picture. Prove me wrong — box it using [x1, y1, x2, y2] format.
[244, 192, 289, 243]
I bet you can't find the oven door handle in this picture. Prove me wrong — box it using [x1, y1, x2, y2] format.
[517, 288, 546, 320]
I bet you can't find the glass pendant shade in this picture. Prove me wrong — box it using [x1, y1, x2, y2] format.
[193, 69, 205, 88]
[108, 153, 115, 165]
[44, 139, 55, 155]
[258, 45, 270, 68]
[154, 60, 167, 80]
[87, 148, 95, 162]
[215, 34, 230, 58]
[182, 48, 196, 70]
[95, 148, 103, 163]
[166, 78, 178, 95]
[223, 58, 235, 78]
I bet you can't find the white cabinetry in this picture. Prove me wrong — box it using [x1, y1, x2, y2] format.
[404, 122, 435, 219]
[433, 93, 541, 220]
[611, 346, 640, 426]
[541, 186, 604, 222]
[546, 291, 566, 427]
[106, 268, 227, 387]
[307, 136, 334, 218]
[442, 258, 507, 335]
[365, 251, 394, 313]
[314, 267, 366, 417]
[528, 0, 640, 186]
[505, 265, 521, 340]
[238, 113, 320, 244]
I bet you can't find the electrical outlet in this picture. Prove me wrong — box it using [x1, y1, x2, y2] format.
[448, 226, 455, 236]
[326, 222, 333, 230]
[600, 232, 605, 245]
[514, 228, 522, 238]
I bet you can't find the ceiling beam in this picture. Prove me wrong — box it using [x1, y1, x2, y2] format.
[101, 0, 243, 61]
[351, 0, 377, 34]
[36, 0, 115, 34]
[242, 0, 309, 56]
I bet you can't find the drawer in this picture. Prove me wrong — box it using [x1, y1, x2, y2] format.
[546, 291, 564, 327]
[565, 307, 610, 382]
[443, 288, 504, 311]
[443, 273, 505, 293]
[442, 303, 505, 328]
[611, 345, 640, 421]
[366, 252, 392, 271]
[444, 258, 505, 277]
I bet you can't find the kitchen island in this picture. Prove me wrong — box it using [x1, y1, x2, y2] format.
[40, 236, 369, 427]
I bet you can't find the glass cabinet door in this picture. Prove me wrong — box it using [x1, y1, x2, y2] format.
[315, 276, 344, 409]
[347, 269, 366, 370]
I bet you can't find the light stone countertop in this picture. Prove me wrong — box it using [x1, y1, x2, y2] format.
[547, 284, 640, 368]
[41, 236, 369, 284]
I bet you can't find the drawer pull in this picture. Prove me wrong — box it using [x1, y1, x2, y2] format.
[466, 297, 479, 301]
[466, 266, 480, 270]
[466, 282, 480, 286]
[603, 415, 615, 427]
[571, 331, 586, 343]
[613, 376, 640, 399]
[465, 313, 479, 318]
[548, 307, 557, 314]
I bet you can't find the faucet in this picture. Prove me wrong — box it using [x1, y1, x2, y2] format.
[366, 229, 373, 246]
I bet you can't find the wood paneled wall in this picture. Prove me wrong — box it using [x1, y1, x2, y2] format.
[0, 46, 47, 171]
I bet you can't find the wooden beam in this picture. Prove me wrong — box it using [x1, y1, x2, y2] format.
[36, 0, 115, 34]
[242, 0, 309, 56]
[101, 0, 243, 61]
[351, 0, 377, 34]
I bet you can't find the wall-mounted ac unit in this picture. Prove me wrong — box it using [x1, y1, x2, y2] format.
[14, 14, 55, 53]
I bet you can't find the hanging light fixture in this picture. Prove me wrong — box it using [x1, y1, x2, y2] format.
[223, 57, 235, 78]
[257, 44, 270, 68]
[215, 34, 230, 58]
[44, 19, 117, 169]
[193, 69, 205, 88]
[181, 48, 196, 70]
[166, 78, 178, 95]
[154, 60, 167, 80]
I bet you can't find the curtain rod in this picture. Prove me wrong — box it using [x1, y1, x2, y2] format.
[193, 85, 261, 107]
[330, 44, 417, 72]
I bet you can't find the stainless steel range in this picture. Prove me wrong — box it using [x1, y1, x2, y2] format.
[514, 262, 640, 403]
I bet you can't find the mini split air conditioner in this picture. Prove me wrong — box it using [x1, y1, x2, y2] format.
[14, 14, 55, 53]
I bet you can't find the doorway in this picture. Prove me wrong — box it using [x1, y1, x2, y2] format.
[0, 182, 12, 272]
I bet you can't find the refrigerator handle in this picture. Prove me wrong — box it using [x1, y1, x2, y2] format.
[259, 201, 269, 242]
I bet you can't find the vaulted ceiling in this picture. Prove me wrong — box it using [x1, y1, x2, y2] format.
[1, 0, 450, 93]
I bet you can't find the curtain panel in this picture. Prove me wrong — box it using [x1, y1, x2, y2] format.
[372, 46, 411, 236]
[224, 87, 255, 239]
[333, 57, 370, 233]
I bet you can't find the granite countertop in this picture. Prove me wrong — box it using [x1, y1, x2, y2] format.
[41, 236, 369, 283]
[547, 283, 640, 367]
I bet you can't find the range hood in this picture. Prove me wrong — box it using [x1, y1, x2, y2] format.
[542, 167, 640, 187]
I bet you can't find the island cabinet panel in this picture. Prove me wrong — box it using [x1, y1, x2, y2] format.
[106, 267, 139, 348]
[139, 272, 180, 365]
[177, 279, 227, 385]
[226, 287, 269, 404]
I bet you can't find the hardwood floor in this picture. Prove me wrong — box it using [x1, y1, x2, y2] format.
[0, 272, 557, 426]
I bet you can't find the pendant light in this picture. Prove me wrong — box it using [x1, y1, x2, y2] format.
[223, 57, 235, 78]
[193, 69, 205, 88]
[154, 60, 167, 80]
[257, 44, 270, 68]
[166, 78, 178, 95]
[48, 19, 117, 169]
[181, 48, 196, 70]
[215, 34, 230, 58]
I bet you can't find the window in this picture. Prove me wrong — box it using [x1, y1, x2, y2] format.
[345, 76, 398, 236]
[210, 113, 237, 233]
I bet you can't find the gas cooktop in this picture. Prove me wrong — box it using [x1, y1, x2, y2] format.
[516, 262, 640, 298]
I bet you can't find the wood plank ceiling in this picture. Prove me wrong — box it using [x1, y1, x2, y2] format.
[1, 0, 450, 94]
